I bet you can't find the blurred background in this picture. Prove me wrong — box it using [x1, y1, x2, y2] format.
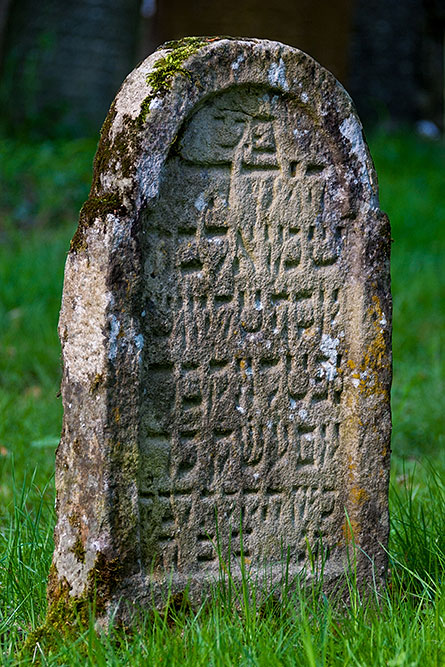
[0, 0, 444, 137]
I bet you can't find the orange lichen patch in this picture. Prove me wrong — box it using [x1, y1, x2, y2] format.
[350, 486, 369, 505]
[342, 517, 360, 543]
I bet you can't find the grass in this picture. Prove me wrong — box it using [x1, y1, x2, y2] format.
[0, 129, 444, 664]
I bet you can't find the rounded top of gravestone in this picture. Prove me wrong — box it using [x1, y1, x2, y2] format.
[71, 36, 378, 254]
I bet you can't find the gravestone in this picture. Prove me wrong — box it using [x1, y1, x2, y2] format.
[49, 37, 391, 621]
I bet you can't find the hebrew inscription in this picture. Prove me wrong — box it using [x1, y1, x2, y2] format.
[140, 86, 346, 573]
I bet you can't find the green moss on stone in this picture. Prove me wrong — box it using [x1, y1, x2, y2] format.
[22, 553, 123, 657]
[86, 552, 122, 616]
[90, 373, 104, 394]
[70, 536, 86, 564]
[136, 36, 215, 127]
[21, 566, 89, 659]
[70, 194, 127, 253]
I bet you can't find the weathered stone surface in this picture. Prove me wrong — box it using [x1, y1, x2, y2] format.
[50, 37, 391, 621]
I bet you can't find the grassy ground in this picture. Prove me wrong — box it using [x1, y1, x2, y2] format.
[0, 130, 444, 664]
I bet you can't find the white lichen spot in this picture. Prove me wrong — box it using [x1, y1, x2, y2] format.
[194, 193, 206, 211]
[236, 405, 245, 414]
[320, 362, 337, 381]
[231, 54, 245, 71]
[267, 420, 273, 429]
[268, 58, 289, 90]
[253, 472, 260, 480]
[254, 297, 263, 311]
[380, 313, 387, 327]
[301, 92, 309, 103]
[352, 378, 360, 388]
[340, 116, 366, 163]
[303, 433, 313, 441]
[290, 398, 297, 409]
[339, 115, 376, 198]
[149, 97, 163, 111]
[320, 334, 340, 381]
[135, 334, 144, 351]
[108, 315, 120, 361]
[141, 310, 146, 317]
[299, 408, 308, 420]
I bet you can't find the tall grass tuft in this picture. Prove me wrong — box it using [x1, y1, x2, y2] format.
[0, 468, 54, 663]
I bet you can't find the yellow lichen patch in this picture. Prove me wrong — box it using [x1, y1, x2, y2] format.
[347, 359, 356, 370]
[357, 294, 389, 398]
[302, 327, 316, 338]
[113, 406, 120, 424]
[347, 456, 357, 481]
